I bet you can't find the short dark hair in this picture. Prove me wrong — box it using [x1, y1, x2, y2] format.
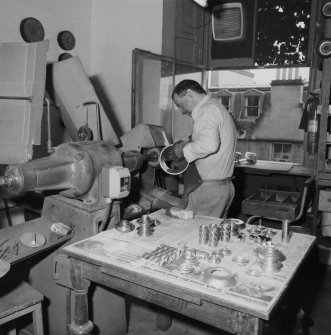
[172, 80, 206, 99]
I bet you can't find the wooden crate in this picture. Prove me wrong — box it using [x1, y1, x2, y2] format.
[241, 189, 301, 220]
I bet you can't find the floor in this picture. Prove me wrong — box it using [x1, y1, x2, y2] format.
[126, 228, 331, 335]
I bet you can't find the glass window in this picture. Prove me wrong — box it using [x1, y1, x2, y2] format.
[132, 49, 205, 143]
[220, 96, 231, 111]
[245, 96, 260, 117]
[273, 143, 292, 162]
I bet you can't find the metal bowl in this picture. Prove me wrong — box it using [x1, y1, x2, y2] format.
[203, 267, 238, 289]
[159, 145, 189, 175]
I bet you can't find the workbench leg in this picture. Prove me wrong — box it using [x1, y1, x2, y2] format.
[235, 314, 264, 335]
[155, 307, 172, 331]
[69, 258, 94, 335]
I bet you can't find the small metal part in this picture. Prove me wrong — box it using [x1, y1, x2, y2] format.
[282, 219, 291, 243]
[245, 269, 262, 277]
[116, 220, 135, 233]
[217, 247, 232, 256]
[232, 255, 249, 266]
[203, 267, 238, 289]
[208, 226, 220, 247]
[208, 253, 223, 265]
[236, 232, 246, 242]
[175, 247, 198, 274]
[199, 225, 209, 245]
[20, 232, 46, 248]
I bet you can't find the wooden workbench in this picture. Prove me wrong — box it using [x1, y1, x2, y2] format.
[62, 209, 316, 335]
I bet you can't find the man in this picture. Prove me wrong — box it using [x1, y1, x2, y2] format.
[171, 79, 237, 218]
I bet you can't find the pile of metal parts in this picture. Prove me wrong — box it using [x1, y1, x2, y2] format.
[115, 215, 161, 236]
[143, 244, 233, 275]
[136, 215, 160, 237]
[0, 239, 19, 261]
[199, 219, 245, 247]
[247, 225, 277, 244]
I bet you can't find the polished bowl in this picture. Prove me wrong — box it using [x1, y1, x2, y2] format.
[203, 267, 238, 289]
[159, 145, 189, 175]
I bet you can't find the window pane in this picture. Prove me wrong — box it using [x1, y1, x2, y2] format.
[247, 96, 260, 107]
[133, 50, 204, 143]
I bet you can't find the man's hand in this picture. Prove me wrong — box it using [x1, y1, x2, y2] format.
[172, 140, 186, 161]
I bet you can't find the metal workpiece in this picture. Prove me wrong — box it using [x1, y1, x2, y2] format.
[136, 215, 156, 237]
[137, 215, 160, 227]
[198, 225, 209, 245]
[116, 220, 135, 233]
[219, 223, 231, 242]
[203, 267, 238, 289]
[175, 246, 199, 274]
[208, 252, 223, 265]
[159, 144, 189, 175]
[208, 226, 220, 247]
[137, 224, 154, 237]
[217, 247, 232, 257]
[282, 219, 291, 243]
[143, 245, 181, 266]
[232, 256, 250, 266]
[254, 242, 286, 273]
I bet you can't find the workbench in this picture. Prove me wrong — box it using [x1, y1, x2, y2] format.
[61, 209, 316, 335]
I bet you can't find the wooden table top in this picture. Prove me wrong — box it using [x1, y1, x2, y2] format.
[62, 209, 316, 320]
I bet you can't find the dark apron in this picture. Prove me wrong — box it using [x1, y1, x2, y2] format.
[180, 162, 203, 208]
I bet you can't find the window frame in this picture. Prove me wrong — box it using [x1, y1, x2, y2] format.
[241, 88, 264, 119]
[272, 142, 293, 162]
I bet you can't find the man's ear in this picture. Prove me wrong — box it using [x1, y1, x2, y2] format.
[186, 89, 194, 98]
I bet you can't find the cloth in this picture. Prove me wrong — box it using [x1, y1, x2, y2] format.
[185, 180, 235, 218]
[182, 95, 237, 217]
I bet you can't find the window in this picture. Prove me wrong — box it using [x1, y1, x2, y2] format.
[213, 89, 233, 112]
[244, 95, 260, 117]
[241, 89, 264, 119]
[132, 49, 205, 143]
[220, 96, 231, 111]
[273, 143, 292, 162]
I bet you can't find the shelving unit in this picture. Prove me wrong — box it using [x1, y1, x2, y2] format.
[312, 2, 331, 235]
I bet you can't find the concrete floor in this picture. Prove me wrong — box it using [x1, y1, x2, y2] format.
[126, 238, 331, 335]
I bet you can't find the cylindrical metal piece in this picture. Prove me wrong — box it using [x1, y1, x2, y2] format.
[282, 219, 291, 243]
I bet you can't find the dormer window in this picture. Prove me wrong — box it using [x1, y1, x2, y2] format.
[245, 95, 260, 117]
[242, 89, 264, 119]
[213, 89, 234, 112]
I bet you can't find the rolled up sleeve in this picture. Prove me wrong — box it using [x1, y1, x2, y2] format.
[183, 109, 222, 163]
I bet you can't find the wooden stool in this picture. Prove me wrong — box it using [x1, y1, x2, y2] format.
[0, 281, 44, 335]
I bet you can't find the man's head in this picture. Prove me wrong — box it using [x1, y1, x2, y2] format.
[172, 80, 207, 116]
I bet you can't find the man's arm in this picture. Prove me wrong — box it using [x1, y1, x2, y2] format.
[183, 109, 222, 163]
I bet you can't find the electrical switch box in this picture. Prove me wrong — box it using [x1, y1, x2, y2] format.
[101, 166, 130, 199]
